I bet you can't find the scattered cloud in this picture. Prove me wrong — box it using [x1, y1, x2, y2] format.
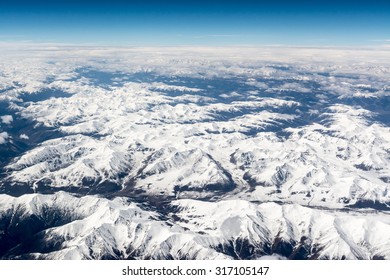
[1, 115, 13, 124]
[0, 132, 9, 144]
[20, 134, 29, 140]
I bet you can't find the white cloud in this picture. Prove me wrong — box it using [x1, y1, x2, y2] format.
[20, 134, 29, 140]
[277, 82, 311, 93]
[1, 115, 13, 124]
[0, 132, 9, 144]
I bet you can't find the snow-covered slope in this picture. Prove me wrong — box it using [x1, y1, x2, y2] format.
[4, 86, 389, 207]
[172, 199, 390, 260]
[1, 192, 389, 260]
[0, 192, 227, 260]
[231, 104, 390, 208]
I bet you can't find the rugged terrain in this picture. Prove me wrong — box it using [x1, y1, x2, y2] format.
[0, 45, 389, 259]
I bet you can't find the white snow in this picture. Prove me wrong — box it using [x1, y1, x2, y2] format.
[1, 193, 389, 259]
[0, 45, 389, 260]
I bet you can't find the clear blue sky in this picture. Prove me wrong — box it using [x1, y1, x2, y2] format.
[1, 0, 389, 46]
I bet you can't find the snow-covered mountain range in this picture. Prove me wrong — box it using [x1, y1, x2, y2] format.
[1, 192, 389, 260]
[0, 45, 389, 259]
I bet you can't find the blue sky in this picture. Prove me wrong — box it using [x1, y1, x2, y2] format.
[1, 0, 389, 46]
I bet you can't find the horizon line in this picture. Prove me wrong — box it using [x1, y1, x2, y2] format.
[0, 40, 389, 50]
